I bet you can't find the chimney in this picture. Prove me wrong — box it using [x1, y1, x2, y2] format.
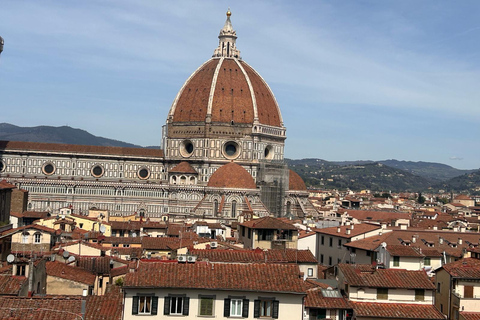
[458, 238, 463, 245]
[346, 229, 351, 235]
[350, 224, 355, 230]
[412, 236, 416, 243]
[433, 226, 438, 230]
[337, 227, 341, 233]
[460, 226, 466, 233]
[439, 237, 444, 244]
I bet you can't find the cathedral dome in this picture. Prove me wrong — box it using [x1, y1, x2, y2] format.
[207, 162, 256, 189]
[289, 170, 307, 191]
[167, 11, 283, 128]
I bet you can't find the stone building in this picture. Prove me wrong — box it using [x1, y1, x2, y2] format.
[0, 10, 316, 222]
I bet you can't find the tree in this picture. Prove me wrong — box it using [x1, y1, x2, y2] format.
[417, 192, 426, 204]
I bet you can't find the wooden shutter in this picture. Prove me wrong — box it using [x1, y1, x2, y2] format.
[272, 300, 279, 319]
[254, 300, 260, 318]
[224, 298, 231, 317]
[151, 296, 159, 315]
[132, 296, 139, 315]
[183, 297, 190, 315]
[163, 296, 171, 315]
[242, 299, 249, 318]
[464, 285, 474, 298]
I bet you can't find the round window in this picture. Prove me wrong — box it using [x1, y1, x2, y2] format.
[223, 141, 240, 159]
[42, 163, 55, 175]
[91, 165, 104, 178]
[180, 140, 194, 157]
[264, 145, 274, 160]
[138, 168, 150, 179]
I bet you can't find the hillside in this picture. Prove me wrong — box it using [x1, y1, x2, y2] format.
[434, 170, 480, 195]
[287, 159, 433, 192]
[0, 123, 141, 148]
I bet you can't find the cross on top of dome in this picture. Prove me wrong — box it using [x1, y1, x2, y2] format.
[213, 9, 241, 59]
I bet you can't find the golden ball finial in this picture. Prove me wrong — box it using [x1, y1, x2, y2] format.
[226, 8, 231, 17]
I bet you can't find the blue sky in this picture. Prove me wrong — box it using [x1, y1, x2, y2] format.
[1, 1, 479, 169]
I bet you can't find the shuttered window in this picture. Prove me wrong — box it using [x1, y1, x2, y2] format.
[132, 295, 158, 315]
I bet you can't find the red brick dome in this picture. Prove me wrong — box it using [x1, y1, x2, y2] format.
[289, 170, 307, 191]
[207, 162, 256, 189]
[168, 58, 283, 128]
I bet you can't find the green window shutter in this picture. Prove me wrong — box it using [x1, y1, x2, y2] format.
[163, 296, 171, 315]
[242, 299, 249, 318]
[132, 296, 139, 315]
[224, 298, 231, 317]
[253, 300, 260, 318]
[151, 296, 159, 315]
[272, 300, 279, 319]
[183, 297, 190, 316]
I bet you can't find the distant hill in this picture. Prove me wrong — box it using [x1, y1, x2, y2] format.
[434, 170, 480, 195]
[0, 123, 141, 148]
[286, 159, 433, 192]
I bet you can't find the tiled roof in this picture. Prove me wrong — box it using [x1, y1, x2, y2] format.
[169, 161, 197, 174]
[0, 180, 15, 190]
[343, 209, 412, 223]
[109, 220, 168, 231]
[141, 237, 208, 250]
[314, 224, 381, 239]
[207, 162, 256, 189]
[103, 237, 142, 245]
[338, 264, 434, 289]
[1, 224, 56, 237]
[77, 257, 112, 275]
[85, 286, 123, 320]
[124, 262, 306, 293]
[0, 140, 164, 158]
[110, 265, 128, 277]
[289, 170, 307, 191]
[189, 248, 317, 263]
[351, 302, 445, 319]
[46, 261, 96, 285]
[460, 312, 480, 320]
[0, 274, 27, 295]
[0, 295, 83, 320]
[439, 258, 480, 278]
[166, 223, 192, 236]
[305, 288, 351, 309]
[240, 216, 298, 230]
[455, 194, 473, 200]
[10, 211, 49, 219]
[171, 58, 282, 127]
[343, 229, 480, 258]
[386, 245, 424, 257]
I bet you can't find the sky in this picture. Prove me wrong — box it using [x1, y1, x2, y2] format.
[0, 1, 479, 170]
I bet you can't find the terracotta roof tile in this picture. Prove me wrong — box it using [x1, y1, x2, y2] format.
[46, 261, 96, 285]
[351, 302, 444, 319]
[169, 161, 197, 174]
[125, 262, 306, 293]
[85, 286, 123, 320]
[0, 140, 164, 158]
[141, 237, 208, 250]
[189, 248, 317, 263]
[460, 312, 480, 320]
[305, 288, 351, 309]
[240, 216, 298, 230]
[207, 162, 256, 189]
[289, 170, 307, 191]
[0, 275, 27, 295]
[0, 180, 16, 189]
[439, 257, 480, 278]
[0, 295, 84, 320]
[386, 245, 424, 257]
[314, 224, 381, 239]
[338, 264, 434, 289]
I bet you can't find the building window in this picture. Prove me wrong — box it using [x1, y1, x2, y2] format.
[320, 254, 324, 264]
[16, 265, 26, 276]
[132, 295, 158, 315]
[393, 256, 400, 267]
[328, 257, 332, 266]
[415, 289, 425, 301]
[321, 236, 324, 245]
[329, 237, 333, 247]
[164, 296, 189, 316]
[424, 257, 431, 266]
[366, 251, 371, 256]
[22, 232, 29, 244]
[231, 200, 237, 218]
[224, 298, 249, 317]
[377, 288, 388, 300]
[338, 239, 342, 247]
[34, 233, 41, 244]
[307, 268, 313, 277]
[254, 299, 279, 319]
[199, 295, 215, 316]
[437, 283, 441, 292]
[214, 200, 218, 215]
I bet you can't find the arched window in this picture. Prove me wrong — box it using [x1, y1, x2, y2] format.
[180, 176, 186, 185]
[172, 176, 177, 185]
[213, 200, 218, 215]
[286, 201, 292, 215]
[231, 200, 237, 218]
[22, 232, 29, 244]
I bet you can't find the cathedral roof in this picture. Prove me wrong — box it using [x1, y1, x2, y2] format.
[289, 169, 307, 191]
[167, 11, 283, 128]
[207, 162, 256, 189]
[169, 161, 197, 174]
